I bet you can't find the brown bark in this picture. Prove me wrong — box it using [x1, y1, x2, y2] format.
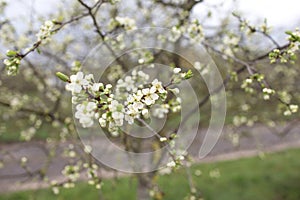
[136, 174, 152, 200]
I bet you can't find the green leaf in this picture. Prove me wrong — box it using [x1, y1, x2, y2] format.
[184, 69, 193, 79]
[6, 50, 17, 57]
[285, 31, 293, 35]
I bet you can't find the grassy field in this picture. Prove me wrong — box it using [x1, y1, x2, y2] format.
[0, 123, 52, 142]
[1, 148, 300, 200]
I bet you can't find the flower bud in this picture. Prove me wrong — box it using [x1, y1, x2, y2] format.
[56, 72, 70, 82]
[6, 50, 17, 57]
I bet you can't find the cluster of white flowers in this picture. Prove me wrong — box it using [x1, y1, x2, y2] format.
[137, 51, 154, 64]
[171, 67, 194, 84]
[124, 79, 167, 124]
[286, 28, 300, 58]
[10, 96, 22, 110]
[3, 50, 21, 76]
[3, 58, 20, 75]
[283, 104, 298, 116]
[286, 28, 300, 45]
[262, 87, 275, 100]
[116, 17, 137, 30]
[169, 97, 181, 112]
[104, 33, 126, 51]
[115, 69, 150, 97]
[232, 115, 257, 127]
[169, 20, 204, 43]
[223, 34, 240, 47]
[219, 34, 240, 58]
[107, 65, 124, 82]
[109, 16, 137, 31]
[232, 115, 247, 127]
[241, 74, 264, 94]
[270, 28, 300, 63]
[99, 100, 125, 136]
[290, 104, 298, 113]
[62, 164, 80, 182]
[65, 72, 114, 128]
[36, 20, 54, 44]
[278, 91, 292, 104]
[20, 127, 36, 141]
[75, 102, 97, 128]
[186, 19, 204, 43]
[60, 66, 192, 136]
[166, 150, 187, 169]
[169, 26, 182, 42]
[152, 104, 169, 118]
[84, 163, 102, 189]
[152, 97, 181, 118]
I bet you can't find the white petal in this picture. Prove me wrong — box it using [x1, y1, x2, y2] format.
[142, 109, 148, 116]
[85, 74, 94, 81]
[144, 98, 153, 105]
[158, 88, 166, 93]
[151, 93, 159, 101]
[75, 111, 83, 119]
[150, 86, 156, 94]
[87, 102, 97, 111]
[70, 75, 77, 82]
[152, 79, 158, 85]
[65, 83, 73, 91]
[99, 118, 106, 127]
[81, 79, 89, 86]
[142, 88, 150, 95]
[74, 84, 82, 93]
[76, 72, 84, 80]
[173, 68, 181, 74]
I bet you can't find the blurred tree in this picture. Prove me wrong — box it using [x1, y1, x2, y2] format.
[0, 0, 299, 199]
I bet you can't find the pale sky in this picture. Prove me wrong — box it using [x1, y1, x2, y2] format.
[192, 0, 300, 44]
[5, 0, 300, 36]
[238, 0, 300, 27]
[194, 0, 300, 28]
[7, 0, 300, 26]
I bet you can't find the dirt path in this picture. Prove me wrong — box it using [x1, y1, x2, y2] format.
[197, 139, 300, 163]
[1, 124, 300, 193]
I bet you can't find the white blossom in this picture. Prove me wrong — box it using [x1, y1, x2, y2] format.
[151, 79, 166, 94]
[187, 20, 204, 42]
[141, 109, 149, 117]
[115, 16, 137, 30]
[166, 161, 176, 168]
[62, 70, 182, 136]
[173, 68, 181, 74]
[159, 137, 167, 142]
[289, 104, 298, 113]
[36, 20, 54, 44]
[153, 104, 169, 118]
[65, 72, 89, 94]
[75, 102, 97, 128]
[142, 88, 159, 105]
[99, 118, 106, 127]
[169, 26, 182, 42]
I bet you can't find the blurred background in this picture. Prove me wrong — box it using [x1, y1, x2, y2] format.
[0, 0, 300, 199]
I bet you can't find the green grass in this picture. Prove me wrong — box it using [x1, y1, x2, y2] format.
[0, 121, 60, 143]
[1, 148, 300, 200]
